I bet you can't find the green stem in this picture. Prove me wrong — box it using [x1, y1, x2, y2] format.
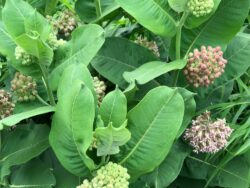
[36, 94, 50, 106]
[94, 0, 102, 17]
[172, 11, 189, 86]
[39, 64, 56, 106]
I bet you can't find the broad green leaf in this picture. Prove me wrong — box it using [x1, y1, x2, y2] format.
[116, 0, 177, 37]
[0, 106, 55, 130]
[0, 22, 42, 77]
[219, 33, 250, 83]
[141, 140, 191, 188]
[183, 156, 250, 187]
[210, 157, 250, 188]
[99, 87, 127, 127]
[45, 0, 59, 15]
[56, 63, 95, 101]
[94, 121, 131, 156]
[75, 0, 119, 23]
[0, 22, 16, 58]
[49, 81, 96, 176]
[2, 0, 50, 39]
[168, 0, 188, 13]
[123, 60, 186, 85]
[184, 0, 221, 29]
[2, 0, 53, 64]
[91, 37, 159, 88]
[10, 159, 56, 188]
[179, 0, 250, 57]
[49, 25, 105, 90]
[117, 86, 185, 179]
[53, 161, 79, 188]
[0, 124, 50, 181]
[24, 10, 50, 40]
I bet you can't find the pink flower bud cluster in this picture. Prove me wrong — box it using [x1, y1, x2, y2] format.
[184, 111, 233, 153]
[184, 46, 227, 87]
[0, 90, 15, 119]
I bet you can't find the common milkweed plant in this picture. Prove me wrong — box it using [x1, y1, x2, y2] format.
[0, 0, 250, 187]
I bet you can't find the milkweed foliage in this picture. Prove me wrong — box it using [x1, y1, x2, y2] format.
[0, 0, 249, 188]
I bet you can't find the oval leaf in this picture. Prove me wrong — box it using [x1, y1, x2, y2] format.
[0, 106, 55, 130]
[99, 87, 127, 127]
[49, 25, 105, 90]
[123, 60, 186, 85]
[75, 0, 119, 23]
[0, 124, 50, 181]
[49, 81, 96, 176]
[117, 86, 185, 179]
[91, 37, 159, 88]
[116, 0, 177, 37]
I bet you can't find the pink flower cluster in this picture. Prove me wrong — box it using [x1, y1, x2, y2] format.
[184, 111, 233, 153]
[184, 46, 227, 87]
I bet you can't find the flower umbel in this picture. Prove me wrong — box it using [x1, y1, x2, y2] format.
[77, 162, 130, 188]
[0, 90, 15, 119]
[15, 46, 36, 65]
[184, 111, 233, 153]
[184, 46, 227, 87]
[188, 0, 215, 17]
[11, 72, 38, 102]
[47, 9, 77, 38]
[47, 33, 66, 50]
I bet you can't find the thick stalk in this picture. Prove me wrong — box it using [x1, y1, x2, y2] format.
[172, 11, 189, 86]
[94, 0, 102, 17]
[39, 64, 56, 106]
[36, 94, 50, 106]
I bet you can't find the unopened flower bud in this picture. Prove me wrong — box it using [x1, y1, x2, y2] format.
[93, 76, 106, 105]
[184, 45, 227, 87]
[0, 90, 15, 119]
[188, 0, 214, 17]
[11, 72, 38, 102]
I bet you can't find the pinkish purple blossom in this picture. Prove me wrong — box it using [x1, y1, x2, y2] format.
[184, 111, 233, 153]
[184, 46, 227, 88]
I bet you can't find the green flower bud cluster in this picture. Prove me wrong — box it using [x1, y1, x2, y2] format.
[188, 0, 214, 17]
[77, 162, 130, 188]
[134, 35, 160, 57]
[47, 9, 77, 38]
[15, 46, 36, 65]
[0, 90, 15, 119]
[11, 72, 38, 102]
[93, 77, 106, 104]
[47, 33, 66, 50]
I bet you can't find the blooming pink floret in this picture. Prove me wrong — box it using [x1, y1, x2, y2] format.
[184, 111, 233, 153]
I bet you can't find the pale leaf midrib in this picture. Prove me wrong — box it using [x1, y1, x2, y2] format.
[120, 90, 176, 164]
